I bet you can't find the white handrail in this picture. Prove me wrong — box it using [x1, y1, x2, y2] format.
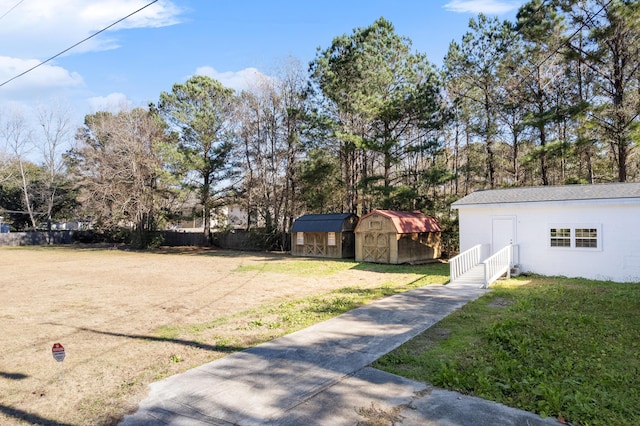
[482, 244, 513, 288]
[449, 244, 482, 283]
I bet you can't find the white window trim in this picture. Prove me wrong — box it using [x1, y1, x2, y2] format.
[548, 224, 602, 251]
[296, 232, 304, 245]
[327, 232, 336, 246]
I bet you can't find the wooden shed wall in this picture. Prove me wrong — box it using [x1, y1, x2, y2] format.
[291, 231, 355, 258]
[396, 232, 441, 263]
[355, 214, 396, 263]
[355, 214, 441, 264]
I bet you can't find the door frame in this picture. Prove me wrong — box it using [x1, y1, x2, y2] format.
[491, 216, 517, 258]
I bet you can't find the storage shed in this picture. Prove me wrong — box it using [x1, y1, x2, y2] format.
[291, 213, 358, 258]
[452, 182, 640, 283]
[354, 210, 442, 264]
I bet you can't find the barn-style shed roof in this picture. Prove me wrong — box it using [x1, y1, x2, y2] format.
[452, 182, 640, 207]
[357, 210, 441, 234]
[291, 213, 357, 233]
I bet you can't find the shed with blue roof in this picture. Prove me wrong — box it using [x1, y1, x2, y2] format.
[291, 213, 358, 258]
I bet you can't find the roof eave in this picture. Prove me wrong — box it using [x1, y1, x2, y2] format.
[452, 196, 640, 209]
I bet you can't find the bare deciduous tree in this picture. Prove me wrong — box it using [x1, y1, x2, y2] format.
[36, 102, 73, 234]
[68, 108, 173, 247]
[0, 109, 38, 228]
[235, 58, 308, 247]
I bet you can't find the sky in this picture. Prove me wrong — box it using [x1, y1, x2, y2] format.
[0, 0, 527, 128]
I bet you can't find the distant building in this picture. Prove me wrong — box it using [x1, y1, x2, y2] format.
[172, 205, 253, 232]
[51, 221, 91, 231]
[223, 205, 250, 229]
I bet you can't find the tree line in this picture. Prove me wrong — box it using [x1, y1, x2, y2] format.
[1, 0, 638, 249]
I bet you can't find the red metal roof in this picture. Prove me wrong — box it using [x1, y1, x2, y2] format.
[358, 210, 441, 234]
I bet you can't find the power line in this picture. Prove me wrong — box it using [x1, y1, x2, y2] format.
[450, 0, 613, 106]
[0, 0, 159, 89]
[515, 0, 613, 86]
[0, 0, 25, 22]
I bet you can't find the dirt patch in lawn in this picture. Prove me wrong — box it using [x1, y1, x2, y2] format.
[487, 297, 514, 309]
[0, 246, 440, 425]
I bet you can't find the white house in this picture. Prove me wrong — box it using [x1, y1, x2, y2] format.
[172, 205, 253, 232]
[451, 183, 640, 283]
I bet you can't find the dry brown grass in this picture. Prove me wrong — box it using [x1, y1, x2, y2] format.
[0, 246, 427, 425]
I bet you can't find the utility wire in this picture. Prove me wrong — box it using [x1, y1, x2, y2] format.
[516, 0, 613, 86]
[0, 0, 25, 22]
[450, 0, 613, 106]
[0, 0, 158, 89]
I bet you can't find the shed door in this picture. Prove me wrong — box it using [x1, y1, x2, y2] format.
[492, 217, 516, 254]
[305, 233, 325, 256]
[362, 232, 389, 263]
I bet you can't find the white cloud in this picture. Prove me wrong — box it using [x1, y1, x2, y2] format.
[0, 0, 182, 107]
[193, 66, 275, 93]
[444, 0, 523, 15]
[0, 0, 183, 58]
[81, 0, 182, 29]
[0, 56, 84, 94]
[87, 92, 131, 113]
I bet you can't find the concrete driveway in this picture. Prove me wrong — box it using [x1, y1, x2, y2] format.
[121, 283, 560, 425]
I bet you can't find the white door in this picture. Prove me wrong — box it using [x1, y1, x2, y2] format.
[492, 217, 516, 254]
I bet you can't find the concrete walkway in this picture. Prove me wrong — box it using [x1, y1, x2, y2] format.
[121, 283, 560, 425]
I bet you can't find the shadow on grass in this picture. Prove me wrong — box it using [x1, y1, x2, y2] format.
[24, 244, 285, 261]
[0, 404, 72, 426]
[73, 327, 247, 354]
[329, 285, 416, 301]
[150, 246, 290, 261]
[150, 247, 452, 275]
[0, 371, 28, 380]
[349, 260, 449, 274]
[27, 246, 453, 277]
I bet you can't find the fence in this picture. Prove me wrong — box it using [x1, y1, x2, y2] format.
[157, 231, 207, 247]
[0, 231, 77, 246]
[0, 229, 289, 251]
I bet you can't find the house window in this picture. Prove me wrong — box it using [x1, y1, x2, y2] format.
[550, 228, 571, 247]
[575, 228, 598, 248]
[549, 225, 601, 250]
[369, 220, 381, 230]
[296, 232, 304, 245]
[327, 232, 336, 246]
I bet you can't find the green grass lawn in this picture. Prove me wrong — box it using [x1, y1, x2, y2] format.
[375, 276, 640, 426]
